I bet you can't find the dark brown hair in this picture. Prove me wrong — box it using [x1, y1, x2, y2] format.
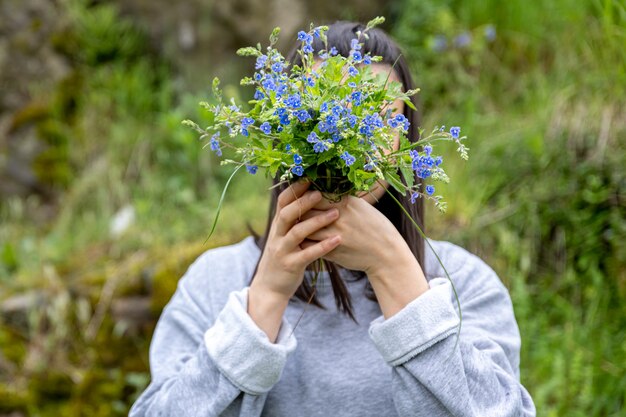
[248, 20, 425, 321]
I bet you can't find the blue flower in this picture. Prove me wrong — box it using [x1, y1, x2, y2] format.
[260, 122, 271, 134]
[271, 62, 283, 73]
[293, 153, 302, 164]
[295, 110, 311, 123]
[303, 44, 314, 54]
[435, 156, 443, 166]
[329, 46, 338, 56]
[313, 140, 330, 153]
[426, 185, 435, 195]
[348, 82, 356, 88]
[285, 93, 301, 109]
[340, 151, 356, 166]
[431, 35, 447, 53]
[387, 118, 399, 128]
[410, 192, 419, 204]
[291, 165, 304, 176]
[242, 117, 255, 128]
[363, 161, 376, 171]
[450, 126, 461, 138]
[352, 51, 362, 62]
[210, 133, 222, 157]
[424, 145, 432, 156]
[350, 39, 361, 50]
[348, 66, 358, 77]
[254, 89, 265, 100]
[246, 165, 258, 174]
[255, 55, 268, 69]
[279, 113, 290, 125]
[331, 132, 341, 142]
[484, 25, 496, 42]
[285, 144, 291, 152]
[417, 169, 431, 179]
[347, 115, 358, 127]
[350, 91, 363, 106]
[276, 82, 288, 96]
[241, 128, 249, 137]
[394, 113, 410, 131]
[363, 55, 372, 65]
[454, 32, 472, 48]
[313, 27, 322, 38]
[262, 76, 277, 91]
[297, 31, 308, 41]
[307, 132, 319, 143]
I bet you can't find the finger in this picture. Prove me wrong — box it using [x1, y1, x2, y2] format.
[299, 238, 317, 250]
[298, 208, 327, 222]
[291, 235, 341, 266]
[284, 208, 338, 247]
[276, 179, 311, 210]
[311, 196, 347, 211]
[303, 228, 332, 242]
[274, 190, 322, 236]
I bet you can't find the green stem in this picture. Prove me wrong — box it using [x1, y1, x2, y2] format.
[203, 164, 244, 244]
[380, 181, 462, 357]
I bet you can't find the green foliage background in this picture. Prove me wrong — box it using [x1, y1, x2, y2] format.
[0, 0, 624, 415]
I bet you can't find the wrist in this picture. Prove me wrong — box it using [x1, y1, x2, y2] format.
[367, 239, 416, 281]
[365, 242, 429, 319]
[248, 280, 290, 343]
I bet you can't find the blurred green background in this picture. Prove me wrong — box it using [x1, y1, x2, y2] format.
[0, 0, 624, 415]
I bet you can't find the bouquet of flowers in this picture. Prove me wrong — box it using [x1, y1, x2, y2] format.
[183, 16, 469, 240]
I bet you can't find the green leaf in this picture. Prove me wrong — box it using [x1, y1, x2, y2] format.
[212, 77, 222, 101]
[366, 16, 385, 30]
[403, 97, 417, 111]
[383, 169, 405, 194]
[269, 27, 281, 46]
[316, 150, 336, 165]
[399, 164, 415, 189]
[236, 47, 262, 57]
[269, 160, 283, 177]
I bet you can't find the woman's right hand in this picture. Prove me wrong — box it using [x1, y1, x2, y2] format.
[248, 180, 341, 342]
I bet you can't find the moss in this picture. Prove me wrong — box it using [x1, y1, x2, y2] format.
[0, 384, 30, 412]
[9, 101, 50, 131]
[149, 241, 210, 312]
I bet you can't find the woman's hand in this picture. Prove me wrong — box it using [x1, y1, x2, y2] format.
[300, 194, 430, 318]
[248, 180, 342, 341]
[300, 195, 403, 274]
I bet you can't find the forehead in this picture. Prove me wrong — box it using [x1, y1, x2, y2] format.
[368, 62, 401, 83]
[311, 60, 401, 83]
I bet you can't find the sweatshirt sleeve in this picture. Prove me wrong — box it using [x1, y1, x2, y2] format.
[129, 255, 297, 417]
[368, 262, 536, 416]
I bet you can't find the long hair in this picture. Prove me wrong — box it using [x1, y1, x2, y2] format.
[247, 20, 425, 321]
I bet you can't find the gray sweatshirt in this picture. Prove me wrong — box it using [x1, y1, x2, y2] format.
[129, 236, 536, 416]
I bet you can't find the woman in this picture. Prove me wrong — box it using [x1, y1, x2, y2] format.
[130, 21, 536, 416]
